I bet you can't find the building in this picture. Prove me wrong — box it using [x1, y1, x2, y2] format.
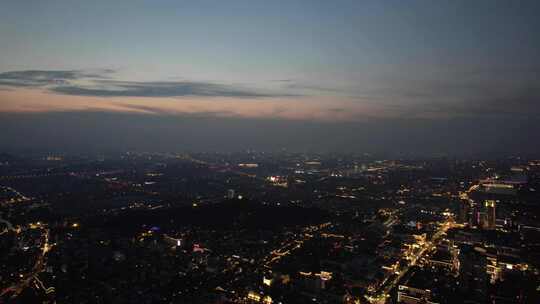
[397, 282, 438, 304]
[298, 271, 333, 291]
[428, 247, 460, 274]
[484, 200, 496, 230]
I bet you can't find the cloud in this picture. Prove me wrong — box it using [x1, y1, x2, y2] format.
[283, 82, 345, 94]
[113, 103, 234, 117]
[0, 69, 291, 98]
[388, 94, 540, 120]
[51, 80, 284, 98]
[0, 69, 113, 87]
[347, 73, 540, 118]
[270, 79, 293, 83]
[328, 107, 346, 113]
[2, 68, 538, 119]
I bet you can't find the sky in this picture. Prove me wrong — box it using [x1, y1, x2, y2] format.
[1, 0, 540, 156]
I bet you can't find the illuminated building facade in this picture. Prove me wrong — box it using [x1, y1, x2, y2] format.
[484, 200, 496, 230]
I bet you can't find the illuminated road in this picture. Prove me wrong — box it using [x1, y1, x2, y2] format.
[369, 218, 455, 303]
[262, 222, 331, 268]
[0, 186, 31, 206]
[181, 154, 268, 182]
[0, 228, 53, 299]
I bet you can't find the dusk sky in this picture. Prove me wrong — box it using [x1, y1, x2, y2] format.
[1, 0, 540, 155]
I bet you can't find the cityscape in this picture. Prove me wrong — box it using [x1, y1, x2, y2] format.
[1, 152, 539, 303]
[2, 1, 540, 303]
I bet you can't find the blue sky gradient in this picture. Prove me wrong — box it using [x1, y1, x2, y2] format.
[1, 1, 540, 154]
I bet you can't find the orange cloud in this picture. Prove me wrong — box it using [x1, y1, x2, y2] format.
[0, 88, 391, 121]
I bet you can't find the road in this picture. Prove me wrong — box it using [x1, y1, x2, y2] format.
[262, 222, 331, 268]
[0, 227, 53, 299]
[369, 218, 455, 303]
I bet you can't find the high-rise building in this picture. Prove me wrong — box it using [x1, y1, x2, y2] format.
[485, 200, 496, 230]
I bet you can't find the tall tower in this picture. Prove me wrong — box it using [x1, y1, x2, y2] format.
[485, 200, 496, 230]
